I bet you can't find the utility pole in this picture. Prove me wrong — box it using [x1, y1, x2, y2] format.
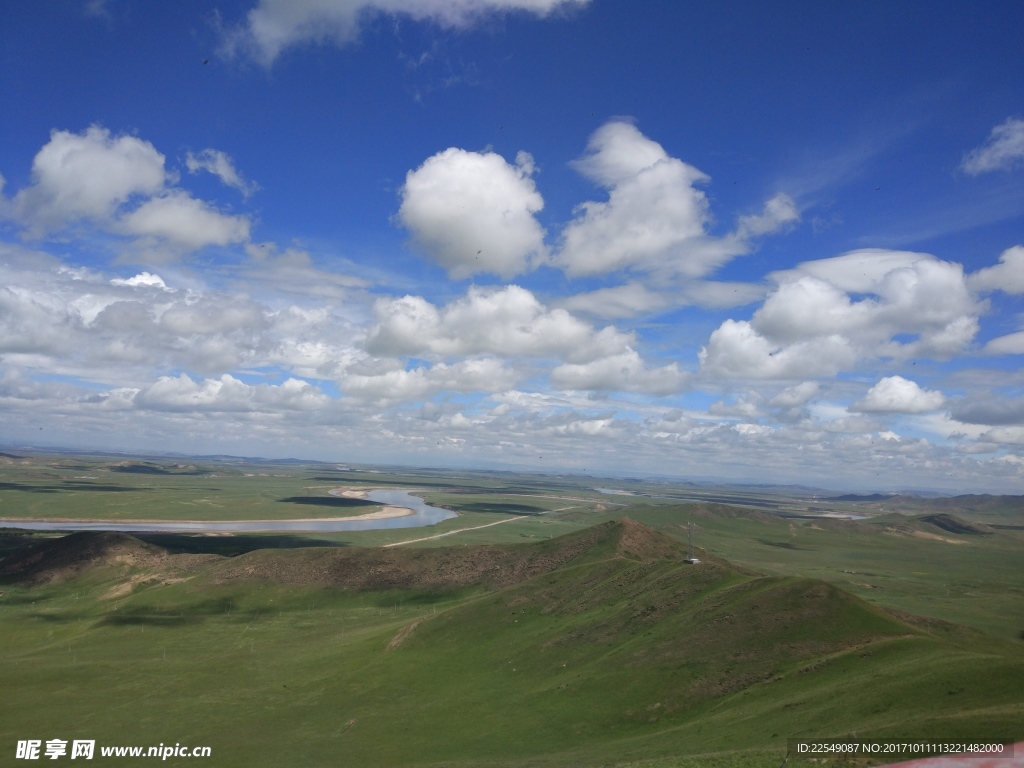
[685, 521, 700, 564]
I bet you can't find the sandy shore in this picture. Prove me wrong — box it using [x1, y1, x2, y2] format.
[329, 487, 370, 499]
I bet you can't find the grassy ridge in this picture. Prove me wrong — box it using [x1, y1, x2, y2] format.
[1, 521, 1021, 767]
[616, 504, 1024, 641]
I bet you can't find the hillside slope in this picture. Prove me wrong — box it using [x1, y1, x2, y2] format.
[1, 520, 1021, 767]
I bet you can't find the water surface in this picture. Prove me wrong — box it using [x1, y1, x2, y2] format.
[0, 489, 457, 533]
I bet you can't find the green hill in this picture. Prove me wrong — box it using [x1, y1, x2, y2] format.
[1, 520, 1021, 767]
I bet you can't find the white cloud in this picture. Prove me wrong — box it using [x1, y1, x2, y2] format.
[770, 381, 819, 408]
[984, 331, 1024, 355]
[0, 255, 362, 380]
[241, 244, 370, 301]
[979, 426, 1024, 446]
[735, 193, 800, 238]
[399, 148, 545, 279]
[968, 245, 1024, 294]
[229, 0, 590, 65]
[557, 283, 669, 319]
[158, 296, 267, 336]
[681, 280, 767, 309]
[109, 272, 170, 290]
[558, 279, 764, 319]
[395, 121, 797, 291]
[550, 348, 688, 395]
[961, 117, 1024, 175]
[700, 250, 982, 379]
[785, 248, 936, 293]
[0, 285, 76, 357]
[557, 121, 713, 277]
[949, 395, 1024, 426]
[134, 373, 330, 412]
[186, 149, 259, 197]
[10, 126, 166, 234]
[551, 121, 799, 286]
[366, 285, 630, 362]
[708, 394, 762, 419]
[700, 319, 857, 379]
[954, 442, 1000, 455]
[4, 127, 252, 257]
[339, 358, 517, 402]
[117, 191, 251, 250]
[851, 376, 945, 414]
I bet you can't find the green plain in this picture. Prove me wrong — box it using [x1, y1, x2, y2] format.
[1, 452, 1022, 767]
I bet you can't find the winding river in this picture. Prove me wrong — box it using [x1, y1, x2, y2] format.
[0, 489, 457, 533]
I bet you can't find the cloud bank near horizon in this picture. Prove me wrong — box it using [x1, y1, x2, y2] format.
[2, 115, 1023, 492]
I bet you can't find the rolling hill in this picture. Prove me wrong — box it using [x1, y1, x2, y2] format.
[1, 520, 1021, 767]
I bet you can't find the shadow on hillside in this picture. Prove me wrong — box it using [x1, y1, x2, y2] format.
[454, 502, 547, 516]
[137, 532, 349, 556]
[0, 481, 151, 493]
[110, 464, 204, 476]
[97, 597, 251, 627]
[0, 482, 60, 493]
[757, 538, 807, 550]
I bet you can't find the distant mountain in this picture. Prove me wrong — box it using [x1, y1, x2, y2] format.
[828, 493, 897, 502]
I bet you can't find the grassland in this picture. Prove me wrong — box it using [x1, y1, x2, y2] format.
[0, 454, 392, 522]
[1, 519, 1022, 767]
[1, 450, 1022, 766]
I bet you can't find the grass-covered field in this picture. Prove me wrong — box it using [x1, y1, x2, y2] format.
[1, 451, 1022, 766]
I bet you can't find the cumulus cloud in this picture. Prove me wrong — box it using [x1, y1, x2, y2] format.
[550, 348, 688, 395]
[784, 248, 934, 293]
[949, 395, 1024, 426]
[559, 280, 765, 319]
[979, 426, 1024, 446]
[134, 373, 329, 412]
[339, 358, 517, 402]
[366, 284, 631, 362]
[700, 250, 982, 379]
[960, 117, 1024, 175]
[770, 381, 819, 408]
[984, 331, 1024, 355]
[157, 296, 267, 336]
[0, 285, 76, 357]
[227, 0, 590, 65]
[398, 148, 545, 279]
[240, 244, 369, 302]
[553, 122, 799, 282]
[735, 193, 800, 239]
[557, 282, 669, 319]
[968, 245, 1024, 294]
[700, 320, 856, 379]
[681, 281, 768, 309]
[557, 121, 714, 277]
[851, 376, 945, 414]
[186, 149, 259, 197]
[708, 394, 763, 419]
[4, 127, 252, 257]
[10, 126, 166, 235]
[109, 272, 170, 289]
[0, 255, 360, 380]
[117, 191, 251, 250]
[394, 121, 798, 307]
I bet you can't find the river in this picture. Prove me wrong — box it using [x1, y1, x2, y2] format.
[0, 489, 458, 533]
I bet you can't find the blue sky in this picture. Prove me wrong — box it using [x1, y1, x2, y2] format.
[1, 0, 1023, 491]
